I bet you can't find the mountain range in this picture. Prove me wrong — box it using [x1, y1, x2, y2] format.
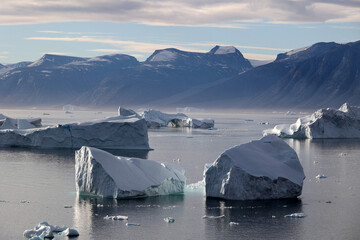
[0, 41, 359, 110]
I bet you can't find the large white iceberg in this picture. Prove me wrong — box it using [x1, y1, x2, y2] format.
[119, 107, 215, 129]
[205, 135, 305, 200]
[0, 116, 150, 149]
[75, 146, 185, 198]
[264, 103, 360, 139]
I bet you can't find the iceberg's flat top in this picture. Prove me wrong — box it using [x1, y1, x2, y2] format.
[86, 147, 185, 191]
[220, 135, 305, 185]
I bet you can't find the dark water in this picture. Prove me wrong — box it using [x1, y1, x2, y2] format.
[0, 111, 359, 239]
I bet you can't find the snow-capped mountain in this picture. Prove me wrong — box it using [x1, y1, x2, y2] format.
[179, 41, 360, 109]
[0, 41, 358, 109]
[0, 46, 252, 107]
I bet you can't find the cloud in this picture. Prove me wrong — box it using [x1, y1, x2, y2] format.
[0, 0, 359, 26]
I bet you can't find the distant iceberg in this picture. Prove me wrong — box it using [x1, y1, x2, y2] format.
[205, 135, 305, 200]
[118, 107, 215, 129]
[75, 146, 185, 198]
[0, 116, 150, 149]
[62, 104, 88, 111]
[264, 103, 360, 139]
[0, 114, 41, 130]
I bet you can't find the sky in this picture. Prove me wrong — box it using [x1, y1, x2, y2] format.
[0, 0, 359, 63]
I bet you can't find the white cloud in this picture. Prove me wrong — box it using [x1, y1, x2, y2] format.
[0, 0, 359, 25]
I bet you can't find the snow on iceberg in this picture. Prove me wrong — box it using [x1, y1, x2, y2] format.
[0, 116, 150, 149]
[23, 222, 76, 239]
[205, 135, 305, 200]
[75, 146, 186, 198]
[264, 103, 360, 139]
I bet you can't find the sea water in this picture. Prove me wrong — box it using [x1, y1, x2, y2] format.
[0, 109, 359, 239]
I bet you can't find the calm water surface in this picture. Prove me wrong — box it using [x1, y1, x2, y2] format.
[0, 109, 359, 239]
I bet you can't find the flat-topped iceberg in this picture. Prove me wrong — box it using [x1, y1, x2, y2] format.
[205, 135, 305, 200]
[118, 107, 215, 129]
[75, 146, 186, 198]
[0, 116, 150, 149]
[264, 103, 360, 139]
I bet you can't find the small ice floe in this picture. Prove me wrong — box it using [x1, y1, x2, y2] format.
[339, 152, 348, 157]
[272, 216, 276, 218]
[164, 217, 175, 223]
[284, 213, 307, 218]
[43, 113, 50, 116]
[104, 215, 128, 220]
[229, 222, 239, 226]
[316, 174, 328, 179]
[202, 215, 225, 219]
[126, 223, 141, 226]
[62, 228, 79, 237]
[96, 204, 104, 207]
[260, 122, 270, 125]
[64, 205, 72, 208]
[24, 222, 77, 239]
[20, 200, 30, 203]
[326, 200, 332, 204]
[172, 158, 181, 162]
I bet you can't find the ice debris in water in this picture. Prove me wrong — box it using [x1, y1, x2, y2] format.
[23, 222, 77, 239]
[202, 215, 225, 219]
[229, 222, 240, 226]
[104, 215, 128, 220]
[164, 217, 175, 223]
[126, 223, 141, 226]
[316, 174, 328, 179]
[284, 213, 307, 218]
[64, 205, 72, 208]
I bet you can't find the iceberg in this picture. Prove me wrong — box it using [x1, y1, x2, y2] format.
[24, 222, 76, 239]
[205, 135, 305, 200]
[0, 114, 41, 130]
[118, 107, 140, 117]
[140, 109, 189, 128]
[117, 107, 214, 129]
[75, 146, 186, 198]
[0, 116, 150, 149]
[264, 103, 360, 139]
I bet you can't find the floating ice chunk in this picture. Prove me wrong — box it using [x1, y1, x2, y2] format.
[0, 116, 149, 149]
[189, 118, 215, 129]
[63, 228, 79, 237]
[229, 222, 240, 226]
[75, 146, 186, 199]
[126, 223, 141, 226]
[202, 215, 225, 219]
[316, 174, 328, 179]
[264, 103, 360, 139]
[24, 222, 77, 239]
[285, 111, 297, 116]
[205, 135, 305, 200]
[104, 215, 129, 220]
[284, 213, 307, 218]
[64, 205, 72, 208]
[164, 217, 175, 223]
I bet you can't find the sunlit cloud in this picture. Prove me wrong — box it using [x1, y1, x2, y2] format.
[0, 0, 359, 26]
[43, 52, 69, 56]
